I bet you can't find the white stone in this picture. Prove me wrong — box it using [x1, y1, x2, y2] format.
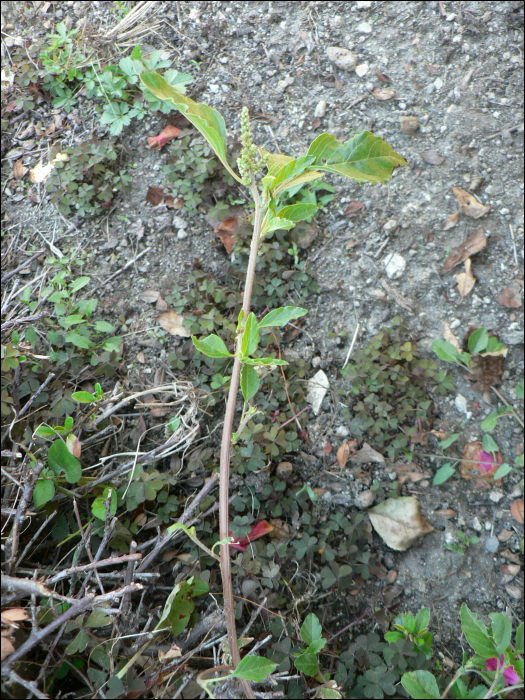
[383, 218, 398, 233]
[172, 215, 187, 229]
[209, 84, 219, 94]
[177, 229, 188, 240]
[307, 370, 330, 415]
[326, 47, 357, 72]
[489, 490, 504, 503]
[355, 62, 369, 77]
[434, 77, 444, 90]
[383, 252, 406, 279]
[454, 394, 472, 419]
[357, 21, 372, 33]
[471, 517, 483, 532]
[335, 425, 350, 437]
[449, 318, 461, 329]
[314, 100, 327, 117]
[311, 356, 321, 368]
[356, 1, 372, 8]
[355, 490, 375, 509]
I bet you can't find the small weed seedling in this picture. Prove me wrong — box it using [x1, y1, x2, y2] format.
[138, 61, 406, 695]
[445, 530, 480, 556]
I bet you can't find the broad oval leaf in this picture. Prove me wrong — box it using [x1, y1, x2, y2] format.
[301, 613, 323, 646]
[401, 670, 440, 699]
[72, 391, 96, 403]
[307, 131, 406, 184]
[241, 312, 259, 356]
[33, 477, 55, 509]
[468, 327, 489, 353]
[48, 439, 82, 484]
[139, 69, 243, 184]
[276, 202, 318, 222]
[232, 655, 277, 682]
[258, 306, 307, 328]
[69, 276, 91, 293]
[192, 334, 233, 358]
[433, 463, 456, 486]
[294, 652, 319, 677]
[431, 339, 461, 364]
[460, 604, 497, 658]
[91, 487, 118, 521]
[240, 364, 259, 403]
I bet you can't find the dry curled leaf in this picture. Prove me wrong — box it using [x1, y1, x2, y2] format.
[343, 200, 365, 217]
[368, 496, 434, 551]
[1, 609, 28, 625]
[336, 440, 357, 468]
[456, 258, 476, 298]
[497, 287, 522, 309]
[442, 210, 459, 231]
[469, 351, 506, 393]
[214, 216, 237, 254]
[349, 442, 385, 464]
[1, 637, 15, 661]
[371, 86, 396, 100]
[147, 124, 181, 150]
[139, 289, 160, 303]
[146, 186, 183, 209]
[375, 68, 391, 83]
[443, 322, 461, 351]
[29, 160, 54, 183]
[13, 159, 28, 179]
[452, 186, 490, 218]
[157, 310, 191, 337]
[510, 499, 524, 524]
[155, 295, 168, 312]
[421, 149, 444, 165]
[441, 228, 486, 273]
[66, 434, 81, 459]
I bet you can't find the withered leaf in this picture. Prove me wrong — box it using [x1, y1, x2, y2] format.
[349, 442, 385, 464]
[146, 186, 183, 209]
[368, 496, 434, 551]
[469, 352, 505, 393]
[138, 289, 160, 303]
[344, 200, 365, 217]
[442, 210, 459, 231]
[441, 228, 486, 273]
[147, 125, 181, 150]
[13, 159, 28, 179]
[155, 295, 168, 312]
[452, 186, 490, 218]
[456, 258, 476, 298]
[510, 499, 524, 524]
[66, 434, 81, 458]
[443, 322, 461, 351]
[371, 86, 396, 100]
[375, 68, 391, 83]
[497, 286, 522, 309]
[157, 310, 191, 337]
[214, 216, 237, 254]
[336, 440, 357, 468]
[421, 149, 444, 165]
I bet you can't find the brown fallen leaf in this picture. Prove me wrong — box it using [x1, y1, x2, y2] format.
[155, 295, 168, 312]
[375, 68, 391, 83]
[510, 498, 524, 524]
[157, 310, 191, 337]
[441, 227, 486, 273]
[459, 441, 503, 488]
[312, 117, 321, 129]
[13, 159, 28, 179]
[214, 216, 237, 254]
[394, 462, 430, 485]
[443, 322, 461, 351]
[147, 125, 181, 150]
[469, 351, 506, 393]
[1, 609, 29, 625]
[336, 440, 357, 468]
[343, 200, 365, 217]
[136, 351, 145, 364]
[138, 289, 160, 303]
[497, 286, 522, 309]
[371, 86, 396, 100]
[349, 442, 385, 465]
[1, 637, 16, 661]
[158, 644, 182, 662]
[323, 441, 333, 455]
[442, 210, 459, 230]
[146, 186, 183, 209]
[421, 149, 444, 165]
[456, 258, 476, 298]
[504, 584, 522, 600]
[497, 529, 514, 542]
[452, 186, 490, 218]
[368, 496, 434, 551]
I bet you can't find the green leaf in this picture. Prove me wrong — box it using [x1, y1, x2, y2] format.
[305, 638, 326, 655]
[71, 391, 96, 403]
[192, 334, 233, 358]
[231, 655, 277, 682]
[258, 306, 307, 329]
[307, 131, 407, 184]
[156, 577, 210, 635]
[85, 609, 112, 628]
[241, 357, 288, 366]
[33, 477, 55, 508]
[432, 339, 462, 364]
[482, 434, 499, 455]
[480, 413, 499, 432]
[401, 671, 440, 699]
[241, 312, 259, 356]
[276, 202, 318, 222]
[439, 433, 460, 449]
[68, 276, 91, 293]
[48, 439, 82, 483]
[64, 332, 93, 349]
[34, 425, 57, 438]
[485, 336, 504, 353]
[294, 652, 319, 677]
[433, 463, 456, 485]
[301, 613, 323, 646]
[517, 381, 524, 400]
[139, 69, 242, 183]
[93, 321, 114, 333]
[468, 327, 489, 354]
[489, 613, 512, 655]
[91, 487, 118, 521]
[240, 364, 259, 403]
[414, 608, 430, 635]
[493, 463, 512, 480]
[460, 604, 497, 658]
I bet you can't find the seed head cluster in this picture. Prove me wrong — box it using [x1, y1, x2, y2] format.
[237, 107, 268, 186]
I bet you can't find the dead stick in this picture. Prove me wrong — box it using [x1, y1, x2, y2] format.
[99, 247, 152, 287]
[45, 553, 142, 585]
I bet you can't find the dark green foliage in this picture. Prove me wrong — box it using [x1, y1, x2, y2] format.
[46, 139, 131, 217]
[341, 317, 453, 457]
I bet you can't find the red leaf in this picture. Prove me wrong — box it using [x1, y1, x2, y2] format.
[229, 520, 274, 551]
[214, 216, 237, 254]
[146, 186, 183, 209]
[147, 125, 181, 150]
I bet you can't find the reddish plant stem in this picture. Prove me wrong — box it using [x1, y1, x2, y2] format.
[219, 183, 263, 699]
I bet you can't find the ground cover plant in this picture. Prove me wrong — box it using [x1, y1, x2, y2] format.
[1, 3, 524, 699]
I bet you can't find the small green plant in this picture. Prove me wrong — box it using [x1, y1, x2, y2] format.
[432, 326, 507, 379]
[139, 61, 406, 690]
[46, 139, 131, 217]
[341, 317, 453, 457]
[445, 530, 480, 556]
[385, 607, 433, 657]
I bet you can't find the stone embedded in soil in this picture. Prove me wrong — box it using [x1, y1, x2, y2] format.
[307, 369, 330, 415]
[355, 490, 375, 509]
[383, 218, 399, 233]
[325, 47, 357, 72]
[484, 536, 499, 553]
[383, 252, 406, 279]
[454, 394, 471, 419]
[355, 63, 369, 77]
[335, 425, 350, 437]
[399, 115, 419, 134]
[314, 100, 327, 117]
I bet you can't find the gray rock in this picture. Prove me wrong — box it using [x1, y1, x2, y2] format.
[307, 370, 330, 415]
[326, 47, 357, 72]
[383, 252, 406, 279]
[355, 490, 375, 509]
[314, 100, 327, 117]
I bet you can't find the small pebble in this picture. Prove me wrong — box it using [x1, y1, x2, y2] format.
[489, 491, 504, 503]
[177, 230, 188, 240]
[383, 218, 399, 233]
[484, 536, 499, 553]
[355, 63, 369, 77]
[383, 252, 406, 279]
[311, 356, 321, 368]
[471, 517, 483, 532]
[314, 100, 327, 117]
[326, 47, 357, 72]
[357, 21, 372, 33]
[335, 425, 350, 437]
[399, 115, 419, 134]
[355, 490, 375, 509]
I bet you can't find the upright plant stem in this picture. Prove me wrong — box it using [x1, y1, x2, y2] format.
[219, 183, 263, 699]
